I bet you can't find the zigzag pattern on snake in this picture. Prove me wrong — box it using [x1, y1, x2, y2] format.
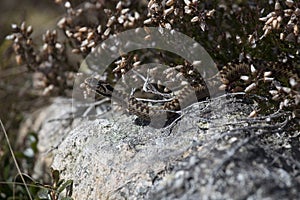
[83, 61, 299, 121]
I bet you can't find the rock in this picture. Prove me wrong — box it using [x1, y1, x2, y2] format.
[35, 94, 299, 199]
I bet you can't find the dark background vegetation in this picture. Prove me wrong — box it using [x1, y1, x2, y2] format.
[0, 1, 65, 198]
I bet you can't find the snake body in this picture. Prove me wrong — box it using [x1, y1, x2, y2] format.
[83, 61, 299, 121]
[84, 77, 214, 121]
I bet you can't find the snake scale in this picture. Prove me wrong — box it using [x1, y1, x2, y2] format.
[83, 61, 299, 122]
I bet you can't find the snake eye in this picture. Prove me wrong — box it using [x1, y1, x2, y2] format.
[85, 77, 111, 97]
[96, 84, 108, 96]
[96, 82, 113, 97]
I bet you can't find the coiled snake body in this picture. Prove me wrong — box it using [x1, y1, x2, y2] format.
[83, 61, 299, 122]
[84, 77, 214, 121]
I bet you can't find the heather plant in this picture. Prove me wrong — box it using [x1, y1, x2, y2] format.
[6, 0, 299, 114]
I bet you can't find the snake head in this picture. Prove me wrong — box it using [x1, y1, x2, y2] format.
[84, 77, 114, 97]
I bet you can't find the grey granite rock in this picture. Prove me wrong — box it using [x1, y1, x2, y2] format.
[35, 94, 299, 199]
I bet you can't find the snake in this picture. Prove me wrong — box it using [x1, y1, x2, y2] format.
[83, 61, 299, 121]
[83, 77, 216, 121]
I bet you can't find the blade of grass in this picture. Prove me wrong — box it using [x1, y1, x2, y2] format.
[0, 118, 33, 200]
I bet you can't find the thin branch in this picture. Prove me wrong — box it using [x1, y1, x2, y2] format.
[0, 118, 33, 200]
[82, 98, 110, 117]
[132, 69, 173, 98]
